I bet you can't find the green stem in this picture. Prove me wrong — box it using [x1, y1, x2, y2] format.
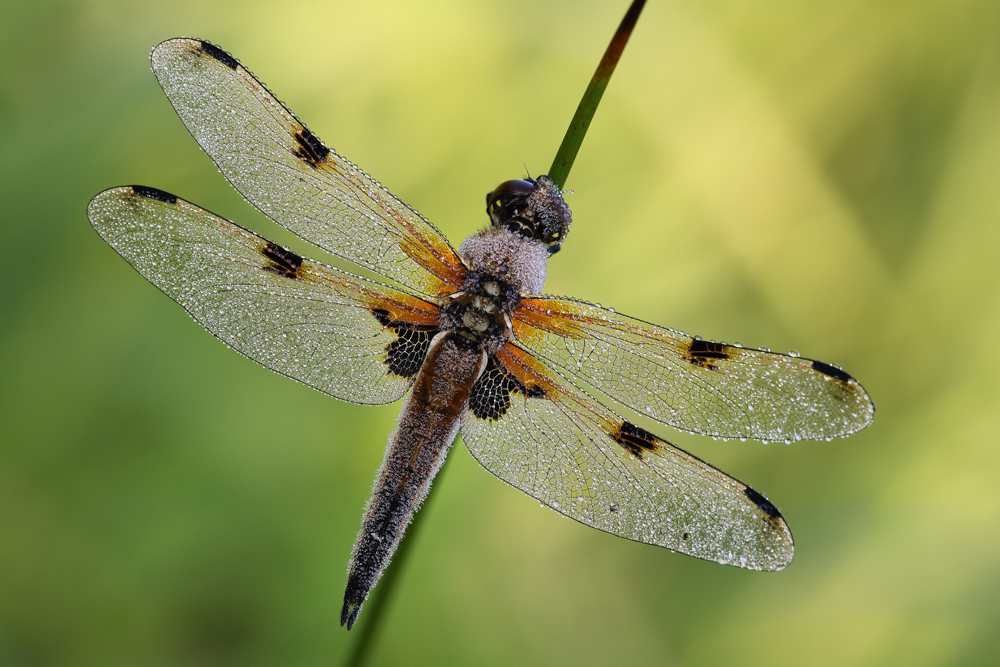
[548, 0, 647, 190]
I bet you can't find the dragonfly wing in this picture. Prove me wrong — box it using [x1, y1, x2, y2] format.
[460, 341, 794, 571]
[150, 38, 466, 297]
[89, 186, 442, 405]
[511, 296, 874, 442]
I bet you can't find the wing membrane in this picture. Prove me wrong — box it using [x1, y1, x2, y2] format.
[512, 297, 874, 442]
[461, 342, 794, 570]
[88, 186, 441, 406]
[150, 38, 465, 297]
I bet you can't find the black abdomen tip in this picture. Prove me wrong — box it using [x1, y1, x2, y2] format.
[341, 597, 364, 630]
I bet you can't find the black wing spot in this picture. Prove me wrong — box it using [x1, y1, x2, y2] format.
[371, 309, 393, 327]
[370, 309, 437, 379]
[612, 420, 659, 460]
[385, 328, 433, 378]
[469, 357, 512, 420]
[744, 487, 782, 520]
[812, 360, 853, 383]
[260, 241, 303, 279]
[131, 185, 177, 204]
[468, 354, 544, 421]
[686, 339, 731, 370]
[292, 128, 330, 166]
[524, 384, 545, 399]
[370, 309, 438, 333]
[198, 41, 238, 70]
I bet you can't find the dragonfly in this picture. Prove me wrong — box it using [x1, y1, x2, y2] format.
[88, 38, 874, 630]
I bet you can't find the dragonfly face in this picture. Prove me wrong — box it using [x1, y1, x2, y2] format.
[88, 38, 874, 630]
[486, 177, 572, 254]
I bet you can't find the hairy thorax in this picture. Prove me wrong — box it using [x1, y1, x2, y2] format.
[440, 227, 550, 353]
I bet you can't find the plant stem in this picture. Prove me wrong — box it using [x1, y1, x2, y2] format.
[548, 0, 647, 190]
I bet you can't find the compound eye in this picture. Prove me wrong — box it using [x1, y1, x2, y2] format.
[486, 179, 536, 217]
[491, 179, 536, 199]
[486, 180, 535, 203]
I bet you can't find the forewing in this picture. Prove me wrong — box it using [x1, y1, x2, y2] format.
[461, 342, 794, 570]
[88, 186, 441, 405]
[149, 38, 466, 297]
[512, 297, 874, 442]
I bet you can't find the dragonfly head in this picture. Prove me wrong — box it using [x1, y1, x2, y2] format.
[485, 175, 572, 254]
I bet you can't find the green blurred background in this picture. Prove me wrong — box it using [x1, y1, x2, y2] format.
[2, 0, 999, 665]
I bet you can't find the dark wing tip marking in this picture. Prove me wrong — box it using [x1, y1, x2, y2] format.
[812, 360, 854, 383]
[612, 420, 660, 460]
[130, 185, 177, 204]
[292, 128, 331, 166]
[198, 40, 238, 69]
[370, 309, 438, 379]
[260, 240, 304, 279]
[686, 339, 731, 370]
[743, 486, 782, 520]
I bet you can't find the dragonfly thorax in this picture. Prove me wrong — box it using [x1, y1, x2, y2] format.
[447, 185, 564, 349]
[458, 226, 549, 295]
[441, 265, 523, 351]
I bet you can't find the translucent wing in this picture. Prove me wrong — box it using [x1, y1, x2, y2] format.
[150, 38, 466, 297]
[461, 342, 794, 570]
[88, 186, 442, 405]
[511, 297, 874, 443]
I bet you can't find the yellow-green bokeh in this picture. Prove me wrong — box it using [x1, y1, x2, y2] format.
[2, 1, 999, 665]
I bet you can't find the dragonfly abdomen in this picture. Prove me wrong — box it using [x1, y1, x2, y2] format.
[341, 332, 487, 629]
